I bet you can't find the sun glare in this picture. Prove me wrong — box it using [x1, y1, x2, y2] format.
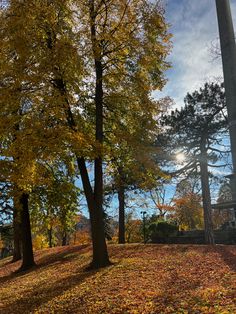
[176, 152, 186, 162]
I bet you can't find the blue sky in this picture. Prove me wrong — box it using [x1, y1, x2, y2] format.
[82, 1, 236, 218]
[153, 0, 236, 108]
[141, 0, 236, 214]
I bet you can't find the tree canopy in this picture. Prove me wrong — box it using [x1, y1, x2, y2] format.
[0, 0, 171, 269]
[159, 82, 228, 244]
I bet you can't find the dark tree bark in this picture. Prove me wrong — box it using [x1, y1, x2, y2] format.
[12, 132, 22, 262]
[77, 0, 110, 268]
[118, 185, 125, 244]
[91, 54, 110, 266]
[18, 193, 35, 271]
[77, 158, 110, 268]
[12, 198, 21, 262]
[52, 73, 110, 267]
[48, 227, 53, 248]
[199, 139, 215, 245]
[55, 75, 110, 266]
[62, 232, 67, 246]
[45, 11, 110, 267]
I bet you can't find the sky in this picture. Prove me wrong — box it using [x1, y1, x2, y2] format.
[153, 0, 236, 108]
[149, 0, 236, 208]
[108, 0, 236, 217]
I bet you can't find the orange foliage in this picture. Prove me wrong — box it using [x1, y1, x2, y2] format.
[71, 230, 91, 245]
[173, 193, 204, 230]
[156, 203, 174, 212]
[0, 244, 235, 313]
[125, 219, 142, 243]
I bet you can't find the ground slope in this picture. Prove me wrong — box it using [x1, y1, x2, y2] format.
[0, 244, 235, 313]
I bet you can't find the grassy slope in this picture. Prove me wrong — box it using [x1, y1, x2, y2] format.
[0, 244, 235, 314]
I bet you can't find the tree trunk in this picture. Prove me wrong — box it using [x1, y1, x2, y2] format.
[77, 157, 110, 268]
[46, 9, 110, 267]
[118, 185, 125, 244]
[12, 201, 21, 262]
[91, 58, 110, 267]
[62, 232, 67, 246]
[48, 227, 53, 248]
[19, 193, 35, 271]
[53, 74, 110, 267]
[199, 142, 215, 245]
[84, 1, 110, 268]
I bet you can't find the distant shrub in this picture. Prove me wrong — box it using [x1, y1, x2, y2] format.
[33, 234, 48, 250]
[148, 221, 178, 238]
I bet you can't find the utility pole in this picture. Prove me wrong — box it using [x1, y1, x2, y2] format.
[215, 0, 236, 203]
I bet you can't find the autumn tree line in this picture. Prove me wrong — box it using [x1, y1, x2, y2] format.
[0, 1, 230, 271]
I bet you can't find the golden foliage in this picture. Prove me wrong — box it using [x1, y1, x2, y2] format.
[32, 234, 49, 251]
[0, 244, 235, 313]
[71, 230, 91, 245]
[173, 193, 204, 230]
[0, 0, 171, 194]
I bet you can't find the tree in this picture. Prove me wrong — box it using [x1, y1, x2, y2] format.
[125, 211, 142, 243]
[0, 0, 171, 268]
[217, 179, 232, 204]
[30, 164, 79, 248]
[0, 2, 44, 269]
[12, 194, 22, 262]
[149, 180, 175, 219]
[76, 0, 170, 265]
[107, 146, 164, 244]
[37, 0, 170, 265]
[0, 180, 19, 262]
[212, 179, 233, 229]
[0, 0, 82, 270]
[105, 94, 170, 244]
[161, 82, 228, 244]
[173, 193, 204, 230]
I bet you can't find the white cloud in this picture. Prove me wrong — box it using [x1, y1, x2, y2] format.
[153, 0, 236, 108]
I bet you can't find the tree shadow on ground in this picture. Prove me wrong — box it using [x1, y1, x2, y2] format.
[215, 245, 236, 272]
[0, 244, 91, 285]
[0, 264, 99, 314]
[0, 264, 37, 285]
[35, 244, 91, 266]
[151, 264, 203, 313]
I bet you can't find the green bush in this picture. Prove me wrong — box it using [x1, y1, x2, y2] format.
[148, 221, 178, 238]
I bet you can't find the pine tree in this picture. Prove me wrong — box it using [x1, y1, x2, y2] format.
[161, 82, 228, 244]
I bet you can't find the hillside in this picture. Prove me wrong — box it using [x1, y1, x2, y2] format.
[0, 244, 236, 314]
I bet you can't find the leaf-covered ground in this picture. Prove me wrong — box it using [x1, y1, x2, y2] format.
[0, 244, 235, 313]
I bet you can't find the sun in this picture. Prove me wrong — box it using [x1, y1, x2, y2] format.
[176, 152, 186, 162]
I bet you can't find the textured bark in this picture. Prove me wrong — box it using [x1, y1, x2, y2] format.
[48, 227, 53, 248]
[199, 141, 215, 245]
[118, 185, 125, 244]
[62, 232, 67, 246]
[54, 74, 110, 267]
[46, 10, 110, 267]
[77, 157, 110, 268]
[92, 59, 110, 266]
[19, 193, 35, 271]
[12, 198, 21, 262]
[83, 0, 110, 268]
